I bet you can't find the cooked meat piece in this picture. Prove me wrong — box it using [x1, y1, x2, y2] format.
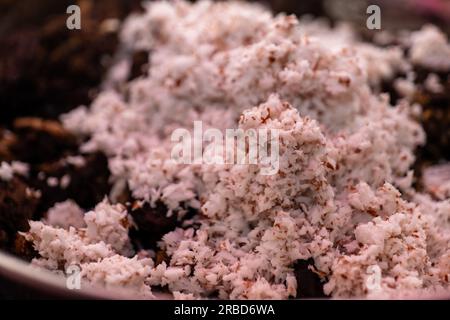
[0, 177, 39, 252]
[11, 118, 78, 164]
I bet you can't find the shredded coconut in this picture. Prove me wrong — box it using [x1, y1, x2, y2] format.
[46, 177, 59, 187]
[422, 163, 450, 200]
[23, 0, 450, 299]
[83, 200, 134, 257]
[409, 25, 450, 71]
[0, 161, 29, 181]
[81, 255, 153, 298]
[25, 200, 150, 295]
[0, 162, 13, 181]
[46, 200, 86, 229]
[64, 155, 86, 168]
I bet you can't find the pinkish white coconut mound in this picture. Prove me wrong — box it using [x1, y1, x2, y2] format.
[25, 1, 449, 299]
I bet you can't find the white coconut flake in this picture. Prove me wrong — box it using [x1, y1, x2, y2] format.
[47, 177, 59, 187]
[45, 200, 86, 229]
[24, 200, 144, 292]
[409, 25, 450, 71]
[65, 155, 86, 168]
[0, 162, 14, 181]
[410, 25, 450, 71]
[0, 161, 29, 181]
[81, 255, 153, 298]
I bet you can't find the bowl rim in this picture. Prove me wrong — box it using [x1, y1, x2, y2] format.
[0, 250, 170, 299]
[1, 249, 450, 300]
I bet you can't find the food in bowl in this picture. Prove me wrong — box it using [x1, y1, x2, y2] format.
[1, 0, 449, 299]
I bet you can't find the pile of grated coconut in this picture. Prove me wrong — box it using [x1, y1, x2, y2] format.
[24, 1, 449, 299]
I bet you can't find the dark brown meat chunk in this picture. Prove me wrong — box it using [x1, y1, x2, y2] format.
[128, 201, 178, 250]
[413, 67, 450, 164]
[293, 259, 328, 298]
[28, 152, 111, 216]
[0, 177, 39, 252]
[0, 0, 144, 124]
[128, 51, 150, 81]
[0, 128, 17, 162]
[11, 118, 78, 164]
[13, 233, 38, 262]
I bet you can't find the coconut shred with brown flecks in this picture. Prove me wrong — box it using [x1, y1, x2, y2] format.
[23, 1, 450, 299]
